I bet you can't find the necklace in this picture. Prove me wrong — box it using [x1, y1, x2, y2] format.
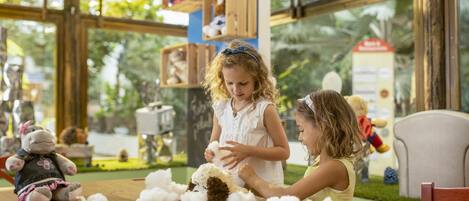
[231, 99, 251, 117]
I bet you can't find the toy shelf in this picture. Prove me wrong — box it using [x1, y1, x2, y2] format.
[162, 0, 203, 13]
[160, 43, 215, 88]
[203, 0, 257, 41]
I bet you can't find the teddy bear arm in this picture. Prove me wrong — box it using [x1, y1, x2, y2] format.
[5, 155, 24, 172]
[55, 153, 77, 175]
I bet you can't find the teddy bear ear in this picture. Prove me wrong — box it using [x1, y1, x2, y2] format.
[19, 120, 33, 136]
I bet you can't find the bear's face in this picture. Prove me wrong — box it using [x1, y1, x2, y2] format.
[21, 126, 56, 155]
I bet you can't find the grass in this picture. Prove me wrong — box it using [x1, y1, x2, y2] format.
[67, 167, 196, 184]
[76, 154, 187, 173]
[284, 164, 419, 201]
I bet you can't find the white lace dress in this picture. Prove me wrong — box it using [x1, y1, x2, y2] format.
[212, 98, 284, 185]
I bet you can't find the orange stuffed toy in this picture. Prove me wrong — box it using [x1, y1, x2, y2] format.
[346, 95, 390, 153]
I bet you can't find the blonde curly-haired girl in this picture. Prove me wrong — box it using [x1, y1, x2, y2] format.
[204, 40, 289, 186]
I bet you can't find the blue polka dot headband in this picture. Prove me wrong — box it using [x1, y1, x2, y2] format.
[220, 46, 260, 65]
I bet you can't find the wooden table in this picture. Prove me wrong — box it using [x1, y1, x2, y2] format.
[0, 179, 145, 201]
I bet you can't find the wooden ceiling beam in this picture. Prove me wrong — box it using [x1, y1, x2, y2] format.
[0, 4, 187, 37]
[0, 4, 62, 23]
[81, 15, 187, 36]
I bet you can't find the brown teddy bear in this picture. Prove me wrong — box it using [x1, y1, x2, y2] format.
[59, 127, 88, 146]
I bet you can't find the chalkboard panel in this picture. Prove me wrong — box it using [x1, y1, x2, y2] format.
[186, 88, 213, 167]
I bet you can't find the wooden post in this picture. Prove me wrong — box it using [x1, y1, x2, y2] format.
[59, 0, 82, 133]
[414, 0, 459, 110]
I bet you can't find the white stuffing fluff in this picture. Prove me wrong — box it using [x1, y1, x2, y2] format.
[206, 141, 231, 168]
[266, 195, 301, 201]
[136, 169, 188, 201]
[206, 141, 245, 186]
[227, 191, 257, 201]
[145, 169, 172, 190]
[169, 182, 188, 195]
[86, 193, 108, 201]
[180, 191, 208, 201]
[136, 188, 179, 201]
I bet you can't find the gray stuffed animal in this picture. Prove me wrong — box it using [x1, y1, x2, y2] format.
[6, 121, 82, 201]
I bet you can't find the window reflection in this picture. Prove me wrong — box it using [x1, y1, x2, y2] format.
[0, 20, 56, 131]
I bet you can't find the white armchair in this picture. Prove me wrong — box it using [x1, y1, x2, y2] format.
[394, 110, 469, 198]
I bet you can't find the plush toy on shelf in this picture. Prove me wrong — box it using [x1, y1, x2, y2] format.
[169, 0, 184, 6]
[6, 121, 82, 201]
[345, 95, 390, 153]
[166, 48, 187, 85]
[203, 0, 227, 38]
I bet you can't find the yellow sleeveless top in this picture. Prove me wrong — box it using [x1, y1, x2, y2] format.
[304, 157, 355, 201]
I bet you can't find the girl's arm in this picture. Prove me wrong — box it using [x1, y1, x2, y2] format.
[252, 104, 290, 160]
[240, 160, 349, 200]
[209, 115, 221, 142]
[206, 115, 222, 162]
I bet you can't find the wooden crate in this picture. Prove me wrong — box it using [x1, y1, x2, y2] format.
[162, 0, 203, 13]
[203, 0, 257, 41]
[160, 43, 215, 88]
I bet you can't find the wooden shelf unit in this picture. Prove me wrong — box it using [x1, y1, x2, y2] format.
[202, 0, 257, 41]
[160, 43, 215, 88]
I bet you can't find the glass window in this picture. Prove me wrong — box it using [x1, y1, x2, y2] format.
[460, 0, 469, 113]
[271, 0, 414, 141]
[80, 0, 166, 22]
[0, 20, 57, 132]
[271, 0, 291, 12]
[87, 29, 188, 155]
[0, 0, 43, 7]
[48, 0, 63, 9]
[0, 0, 62, 9]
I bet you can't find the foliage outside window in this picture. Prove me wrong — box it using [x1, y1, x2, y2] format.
[271, 0, 290, 12]
[460, 0, 469, 113]
[80, 0, 164, 22]
[0, 20, 56, 131]
[87, 29, 186, 136]
[0, 0, 43, 7]
[0, 0, 62, 9]
[271, 0, 414, 141]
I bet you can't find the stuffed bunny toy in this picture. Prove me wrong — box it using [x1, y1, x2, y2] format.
[202, 0, 227, 38]
[6, 121, 82, 201]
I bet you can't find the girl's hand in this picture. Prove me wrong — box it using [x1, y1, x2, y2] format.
[238, 163, 256, 181]
[219, 141, 251, 169]
[204, 149, 215, 162]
